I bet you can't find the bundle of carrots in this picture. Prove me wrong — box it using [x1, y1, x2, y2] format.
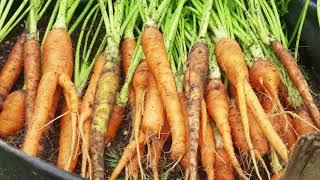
[0, 0, 319, 180]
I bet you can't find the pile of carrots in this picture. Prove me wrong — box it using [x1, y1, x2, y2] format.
[0, 0, 319, 180]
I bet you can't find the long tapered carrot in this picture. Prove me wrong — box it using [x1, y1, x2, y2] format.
[77, 53, 105, 177]
[0, 90, 25, 136]
[184, 40, 209, 178]
[179, 93, 190, 178]
[23, 38, 41, 128]
[199, 100, 215, 180]
[0, 32, 26, 107]
[142, 26, 185, 159]
[272, 41, 320, 128]
[206, 79, 246, 178]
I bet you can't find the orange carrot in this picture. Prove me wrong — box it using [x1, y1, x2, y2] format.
[215, 148, 235, 180]
[132, 60, 149, 174]
[179, 93, 190, 178]
[105, 105, 124, 141]
[141, 74, 165, 135]
[228, 100, 249, 151]
[0, 90, 25, 136]
[206, 79, 246, 178]
[57, 102, 79, 172]
[127, 145, 146, 180]
[78, 53, 105, 177]
[142, 26, 185, 159]
[0, 32, 26, 107]
[293, 107, 317, 136]
[199, 100, 215, 180]
[250, 59, 297, 149]
[23, 38, 41, 127]
[22, 29, 79, 172]
[272, 41, 320, 128]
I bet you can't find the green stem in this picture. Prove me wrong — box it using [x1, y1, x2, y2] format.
[38, 0, 53, 21]
[43, 0, 59, 43]
[0, 0, 14, 30]
[53, 0, 67, 29]
[83, 17, 104, 66]
[74, 5, 99, 86]
[0, 0, 7, 19]
[0, 6, 29, 43]
[28, 0, 38, 39]
[198, 0, 213, 38]
[66, 0, 81, 24]
[82, 8, 99, 62]
[120, 4, 138, 38]
[68, 0, 95, 35]
[293, 0, 310, 60]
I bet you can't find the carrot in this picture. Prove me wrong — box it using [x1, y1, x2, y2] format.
[216, 38, 288, 162]
[57, 102, 79, 172]
[23, 38, 41, 128]
[271, 170, 284, 180]
[183, 40, 209, 178]
[105, 105, 125, 141]
[0, 32, 26, 107]
[199, 100, 215, 180]
[0, 90, 25, 136]
[228, 100, 249, 151]
[249, 59, 297, 149]
[215, 148, 235, 180]
[142, 26, 185, 159]
[132, 60, 149, 175]
[293, 107, 317, 136]
[121, 38, 136, 106]
[179, 93, 190, 178]
[206, 79, 246, 178]
[141, 74, 165, 135]
[248, 109, 269, 155]
[283, 115, 297, 149]
[110, 132, 147, 180]
[272, 41, 320, 128]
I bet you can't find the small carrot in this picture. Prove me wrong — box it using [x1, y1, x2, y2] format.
[0, 32, 26, 107]
[127, 145, 145, 180]
[272, 41, 320, 128]
[0, 90, 25, 136]
[199, 100, 215, 180]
